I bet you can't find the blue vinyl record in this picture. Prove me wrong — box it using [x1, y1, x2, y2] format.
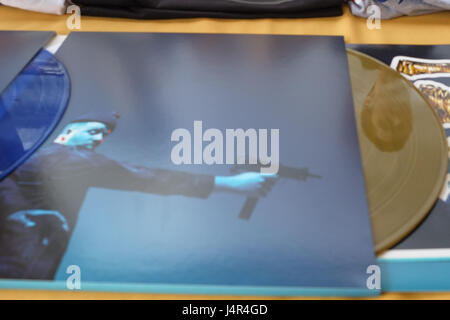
[0, 49, 71, 181]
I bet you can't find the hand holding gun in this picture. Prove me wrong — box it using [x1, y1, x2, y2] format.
[230, 163, 321, 220]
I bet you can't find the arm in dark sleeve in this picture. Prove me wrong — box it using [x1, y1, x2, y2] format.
[86, 154, 215, 199]
[0, 177, 28, 220]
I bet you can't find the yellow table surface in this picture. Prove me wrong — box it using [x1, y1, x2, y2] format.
[0, 4, 449, 300]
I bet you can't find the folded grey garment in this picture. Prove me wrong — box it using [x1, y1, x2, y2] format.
[0, 0, 68, 15]
[348, 0, 450, 19]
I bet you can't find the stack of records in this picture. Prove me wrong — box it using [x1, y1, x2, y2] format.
[0, 31, 448, 295]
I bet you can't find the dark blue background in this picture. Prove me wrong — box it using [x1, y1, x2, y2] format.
[0, 31, 54, 95]
[51, 33, 375, 288]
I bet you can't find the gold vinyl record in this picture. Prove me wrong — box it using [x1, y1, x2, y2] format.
[347, 49, 448, 253]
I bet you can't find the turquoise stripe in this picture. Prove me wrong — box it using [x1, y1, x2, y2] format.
[378, 258, 450, 292]
[0, 279, 379, 297]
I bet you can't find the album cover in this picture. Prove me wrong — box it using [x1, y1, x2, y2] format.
[348, 43, 450, 291]
[0, 33, 377, 296]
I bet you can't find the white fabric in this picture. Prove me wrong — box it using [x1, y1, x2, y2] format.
[425, 0, 450, 9]
[44, 35, 68, 54]
[0, 0, 68, 15]
[349, 0, 450, 19]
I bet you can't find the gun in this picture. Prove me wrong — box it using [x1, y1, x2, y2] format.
[230, 163, 322, 220]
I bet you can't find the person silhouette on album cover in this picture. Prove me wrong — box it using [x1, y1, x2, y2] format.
[0, 111, 276, 280]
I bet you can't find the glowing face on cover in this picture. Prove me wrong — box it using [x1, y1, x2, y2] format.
[54, 122, 109, 149]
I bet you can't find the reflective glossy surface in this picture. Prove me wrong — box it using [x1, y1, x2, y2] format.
[0, 49, 71, 181]
[347, 49, 448, 253]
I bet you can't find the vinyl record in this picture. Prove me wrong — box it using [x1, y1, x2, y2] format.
[0, 49, 71, 181]
[347, 49, 448, 253]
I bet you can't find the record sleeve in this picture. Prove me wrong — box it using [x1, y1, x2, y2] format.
[0, 33, 377, 296]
